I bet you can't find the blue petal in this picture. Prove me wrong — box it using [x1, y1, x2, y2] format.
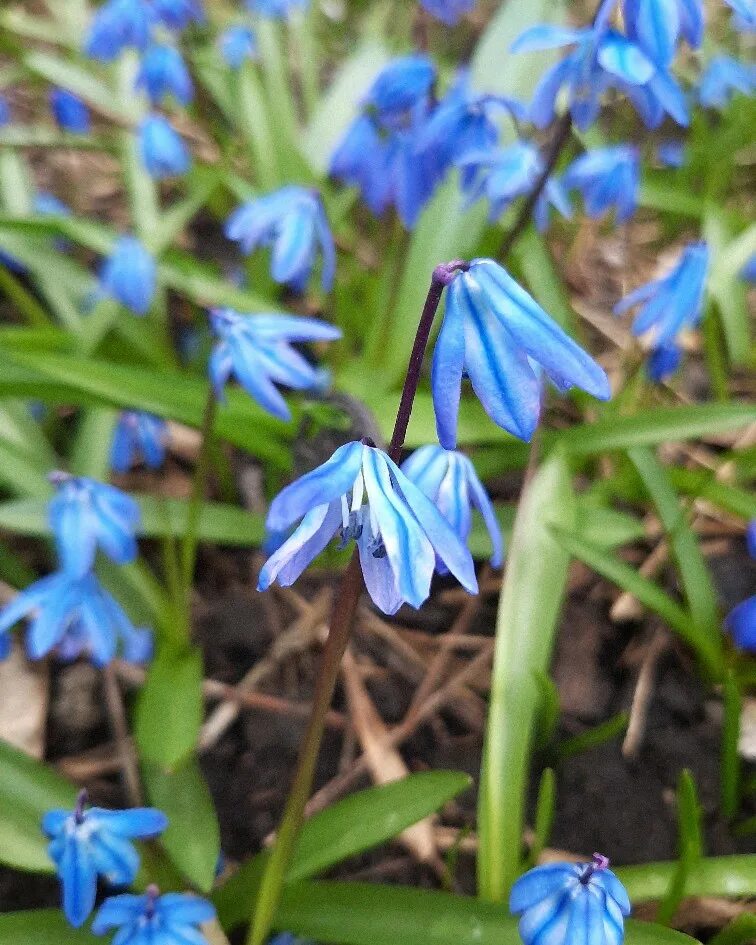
[510, 864, 581, 913]
[597, 34, 656, 84]
[270, 209, 315, 286]
[357, 533, 405, 615]
[463, 456, 504, 567]
[42, 809, 70, 837]
[92, 893, 149, 933]
[648, 70, 689, 125]
[89, 831, 140, 885]
[519, 888, 572, 945]
[0, 573, 62, 635]
[431, 284, 466, 450]
[226, 336, 292, 419]
[258, 501, 341, 589]
[59, 835, 98, 927]
[93, 807, 168, 838]
[593, 869, 632, 916]
[48, 495, 97, 578]
[511, 24, 588, 53]
[627, 0, 680, 66]
[726, 596, 756, 651]
[158, 893, 216, 925]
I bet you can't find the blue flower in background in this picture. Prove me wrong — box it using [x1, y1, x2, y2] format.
[111, 411, 167, 473]
[510, 854, 631, 945]
[258, 441, 478, 615]
[50, 89, 91, 134]
[431, 259, 610, 448]
[622, 0, 704, 66]
[0, 570, 152, 666]
[225, 187, 336, 292]
[136, 45, 194, 105]
[220, 26, 258, 68]
[420, 0, 477, 25]
[364, 54, 436, 122]
[655, 140, 686, 168]
[43, 792, 167, 928]
[646, 340, 682, 381]
[48, 472, 140, 577]
[99, 236, 156, 314]
[150, 0, 204, 29]
[725, 523, 756, 651]
[85, 0, 153, 60]
[724, 0, 756, 31]
[741, 254, 756, 284]
[698, 56, 755, 110]
[34, 192, 70, 217]
[209, 309, 340, 418]
[245, 0, 309, 16]
[563, 146, 640, 223]
[0, 96, 10, 126]
[139, 114, 190, 179]
[93, 887, 215, 945]
[748, 520, 756, 559]
[401, 445, 503, 568]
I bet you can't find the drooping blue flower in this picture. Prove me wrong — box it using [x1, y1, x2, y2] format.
[431, 259, 610, 448]
[420, 0, 477, 25]
[50, 89, 91, 134]
[111, 411, 167, 473]
[98, 235, 156, 314]
[43, 792, 167, 928]
[150, 0, 204, 29]
[724, 0, 756, 32]
[401, 445, 503, 568]
[0, 570, 152, 666]
[655, 140, 686, 167]
[258, 441, 478, 614]
[646, 340, 682, 381]
[85, 0, 153, 61]
[93, 887, 215, 945]
[209, 308, 340, 418]
[138, 114, 190, 179]
[363, 54, 436, 122]
[0, 96, 10, 127]
[244, 0, 309, 16]
[563, 146, 640, 223]
[225, 187, 336, 292]
[698, 56, 756, 110]
[510, 854, 631, 945]
[136, 44, 194, 105]
[741, 254, 756, 284]
[219, 26, 258, 68]
[622, 0, 704, 66]
[48, 472, 140, 577]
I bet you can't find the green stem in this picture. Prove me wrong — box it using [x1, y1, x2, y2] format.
[181, 387, 218, 601]
[237, 61, 280, 191]
[0, 265, 50, 327]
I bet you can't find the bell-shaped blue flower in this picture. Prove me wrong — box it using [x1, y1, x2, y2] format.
[138, 114, 190, 179]
[258, 441, 478, 615]
[431, 259, 610, 448]
[209, 308, 340, 418]
[741, 254, 756, 284]
[48, 472, 140, 577]
[43, 792, 167, 928]
[698, 56, 755, 110]
[510, 854, 631, 945]
[245, 0, 309, 16]
[136, 44, 194, 105]
[401, 445, 503, 568]
[0, 570, 152, 666]
[220, 26, 258, 68]
[85, 0, 153, 61]
[50, 89, 91, 134]
[420, 0, 477, 26]
[563, 146, 640, 224]
[111, 411, 167, 473]
[93, 887, 216, 945]
[622, 0, 704, 66]
[363, 54, 435, 123]
[225, 186, 335, 292]
[98, 235, 156, 315]
[150, 0, 204, 29]
[725, 0, 756, 31]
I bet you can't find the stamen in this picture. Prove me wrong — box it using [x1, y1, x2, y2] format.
[74, 788, 88, 825]
[580, 852, 610, 884]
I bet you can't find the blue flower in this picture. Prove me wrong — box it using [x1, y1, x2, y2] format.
[0, 95, 10, 126]
[401, 445, 503, 568]
[34, 192, 70, 216]
[48, 472, 140, 577]
[725, 522, 756, 651]
[85, 0, 153, 60]
[225, 187, 335, 292]
[698, 56, 755, 110]
[0, 570, 152, 666]
[747, 520, 756, 559]
[111, 412, 167, 473]
[93, 887, 215, 945]
[219, 26, 258, 68]
[646, 340, 681, 381]
[741, 254, 756, 284]
[510, 854, 631, 945]
[43, 792, 167, 928]
[563, 146, 640, 223]
[136, 44, 194, 105]
[258, 441, 478, 614]
[150, 0, 204, 29]
[622, 0, 704, 66]
[138, 114, 190, 179]
[244, 0, 310, 18]
[432, 259, 610, 447]
[209, 309, 340, 418]
[724, 0, 756, 31]
[420, 0, 477, 25]
[99, 236, 156, 315]
[363, 54, 436, 122]
[50, 89, 91, 134]
[655, 140, 686, 167]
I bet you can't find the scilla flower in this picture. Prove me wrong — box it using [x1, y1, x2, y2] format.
[48, 472, 140, 577]
[209, 309, 340, 419]
[225, 187, 335, 292]
[50, 89, 91, 134]
[725, 521, 756, 651]
[85, 0, 153, 60]
[432, 259, 610, 448]
[0, 95, 10, 126]
[220, 26, 258, 68]
[98, 235, 156, 314]
[510, 854, 631, 945]
[136, 45, 194, 105]
[139, 114, 190, 179]
[43, 792, 167, 928]
[725, 0, 756, 32]
[111, 411, 167, 473]
[363, 54, 435, 122]
[563, 146, 640, 224]
[258, 441, 478, 615]
[245, 0, 309, 16]
[622, 0, 704, 66]
[698, 56, 755, 110]
[93, 887, 215, 945]
[420, 0, 477, 26]
[150, 0, 204, 29]
[401, 445, 503, 568]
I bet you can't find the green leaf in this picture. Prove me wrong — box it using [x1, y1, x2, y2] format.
[23, 51, 133, 123]
[574, 499, 646, 550]
[657, 770, 703, 924]
[721, 670, 741, 819]
[553, 712, 629, 763]
[70, 408, 119, 480]
[513, 229, 576, 333]
[529, 768, 556, 866]
[0, 911, 99, 945]
[709, 915, 756, 945]
[667, 468, 756, 521]
[618, 854, 756, 903]
[704, 209, 753, 365]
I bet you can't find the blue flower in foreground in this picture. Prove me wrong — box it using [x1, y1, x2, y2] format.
[225, 187, 335, 292]
[48, 472, 140, 577]
[725, 0, 756, 31]
[698, 56, 755, 110]
[99, 236, 156, 314]
[245, 0, 309, 16]
[209, 309, 340, 418]
[401, 445, 503, 568]
[420, 0, 477, 26]
[510, 854, 631, 945]
[563, 146, 640, 224]
[0, 96, 10, 127]
[150, 0, 204, 29]
[432, 259, 610, 448]
[111, 411, 167, 473]
[43, 792, 167, 928]
[623, 0, 704, 66]
[93, 886, 215, 945]
[50, 89, 91, 134]
[220, 26, 258, 68]
[258, 442, 478, 614]
[139, 114, 190, 179]
[136, 45, 193, 105]
[0, 571, 152, 665]
[85, 0, 153, 60]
